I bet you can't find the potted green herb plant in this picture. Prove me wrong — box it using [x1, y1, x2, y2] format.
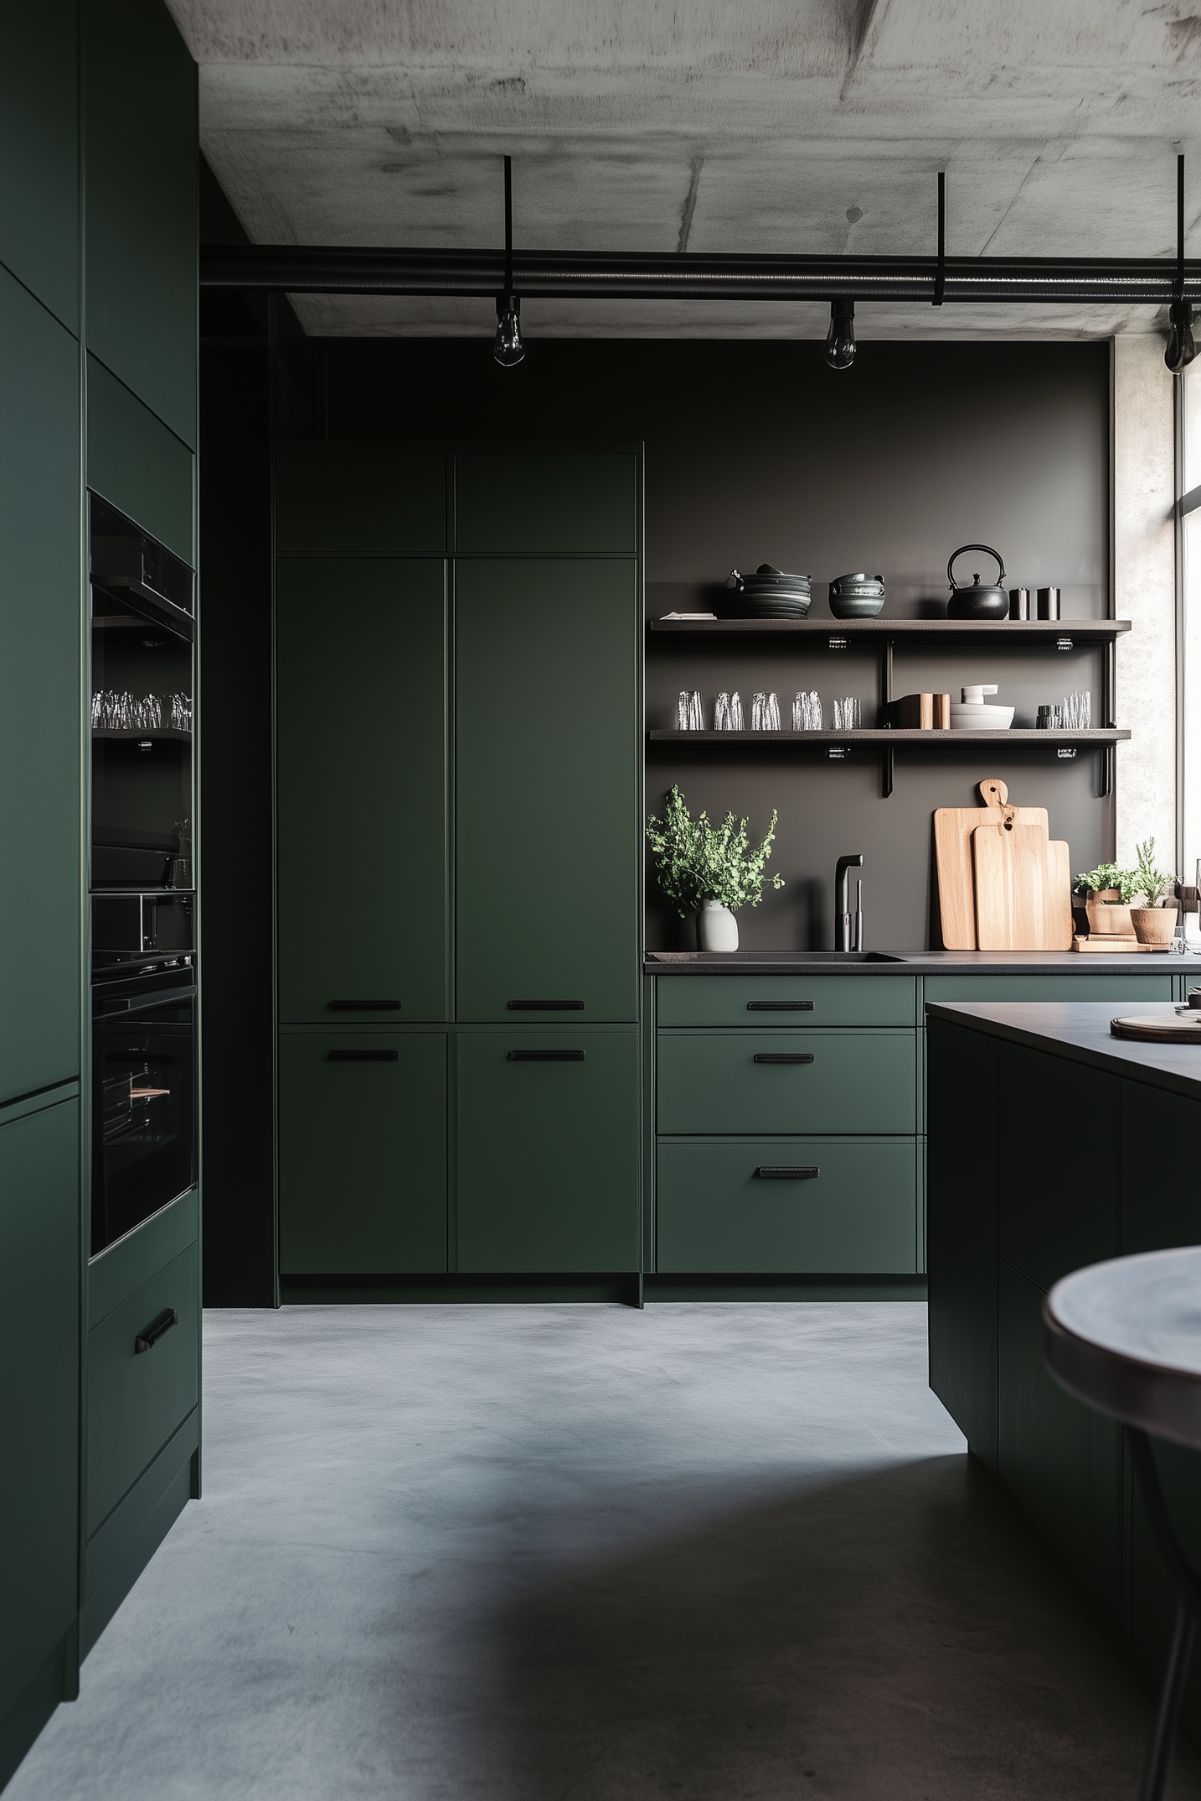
[645, 784, 784, 952]
[1075, 860, 1140, 936]
[1130, 839, 1179, 947]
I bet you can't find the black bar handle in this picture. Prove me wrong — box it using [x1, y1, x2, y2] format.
[506, 1049, 586, 1062]
[327, 1049, 399, 1062]
[753, 1053, 815, 1065]
[754, 1166, 820, 1181]
[507, 1000, 585, 1011]
[326, 999, 402, 1011]
[134, 1307, 178, 1354]
[746, 1000, 814, 1012]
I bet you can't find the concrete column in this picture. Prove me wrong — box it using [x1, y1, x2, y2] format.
[1112, 334, 1176, 870]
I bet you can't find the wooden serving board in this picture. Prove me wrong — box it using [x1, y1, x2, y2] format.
[973, 823, 1073, 950]
[1073, 935, 1158, 954]
[934, 778, 1049, 949]
[1111, 1015, 1201, 1043]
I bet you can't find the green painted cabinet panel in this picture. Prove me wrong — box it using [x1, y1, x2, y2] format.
[657, 1137, 917, 1274]
[276, 560, 449, 1024]
[456, 1029, 639, 1272]
[87, 356, 194, 564]
[87, 1240, 199, 1535]
[275, 445, 447, 555]
[997, 1261, 1122, 1617]
[0, 1094, 79, 1722]
[456, 559, 639, 1022]
[0, 2, 79, 329]
[657, 975, 917, 1029]
[927, 1020, 998, 1466]
[83, 0, 197, 446]
[1119, 1082, 1201, 1253]
[454, 449, 637, 555]
[996, 1043, 1118, 1293]
[0, 272, 81, 1107]
[657, 1030, 916, 1136]
[278, 1033, 447, 1275]
[924, 974, 1175, 1006]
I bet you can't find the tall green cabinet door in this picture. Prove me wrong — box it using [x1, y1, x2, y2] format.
[276, 560, 449, 1024]
[83, 0, 197, 447]
[0, 1094, 79, 1733]
[0, 270, 81, 1108]
[456, 1030, 639, 1272]
[456, 559, 639, 1022]
[0, 2, 79, 330]
[278, 1034, 447, 1274]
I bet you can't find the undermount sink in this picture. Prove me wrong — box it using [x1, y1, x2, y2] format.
[648, 950, 906, 963]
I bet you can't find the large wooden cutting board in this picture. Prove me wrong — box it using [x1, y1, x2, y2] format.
[973, 823, 1074, 950]
[934, 779, 1049, 949]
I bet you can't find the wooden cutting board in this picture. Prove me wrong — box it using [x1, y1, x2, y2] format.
[934, 779, 1050, 949]
[973, 822, 1074, 950]
[1111, 1015, 1201, 1043]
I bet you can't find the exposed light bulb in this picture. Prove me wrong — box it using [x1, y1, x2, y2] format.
[493, 294, 526, 368]
[824, 298, 856, 370]
[1166, 299, 1196, 374]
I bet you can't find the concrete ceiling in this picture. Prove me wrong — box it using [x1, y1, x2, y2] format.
[171, 0, 1201, 340]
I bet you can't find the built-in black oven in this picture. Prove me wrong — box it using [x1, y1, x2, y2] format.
[91, 897, 197, 1258]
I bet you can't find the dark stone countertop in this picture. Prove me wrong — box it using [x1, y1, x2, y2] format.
[644, 950, 1200, 977]
[926, 999, 1201, 1101]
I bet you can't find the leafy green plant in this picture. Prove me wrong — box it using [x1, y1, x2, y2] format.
[1134, 838, 1176, 908]
[645, 785, 785, 919]
[1075, 861, 1140, 905]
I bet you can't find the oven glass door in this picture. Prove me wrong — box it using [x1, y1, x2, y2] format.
[92, 978, 196, 1256]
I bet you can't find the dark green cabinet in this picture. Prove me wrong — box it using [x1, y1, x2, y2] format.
[657, 1030, 916, 1136]
[456, 1030, 639, 1272]
[658, 975, 916, 1028]
[276, 559, 449, 1024]
[0, 270, 81, 1108]
[456, 558, 639, 1022]
[83, 0, 197, 446]
[278, 1033, 447, 1274]
[454, 449, 638, 555]
[275, 445, 447, 555]
[0, 2, 79, 330]
[86, 355, 195, 565]
[924, 974, 1176, 1005]
[0, 1094, 79, 1736]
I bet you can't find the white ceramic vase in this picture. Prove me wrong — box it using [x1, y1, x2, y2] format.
[697, 899, 739, 952]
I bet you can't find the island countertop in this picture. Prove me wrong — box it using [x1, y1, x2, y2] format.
[645, 950, 1200, 977]
[926, 998, 1201, 1102]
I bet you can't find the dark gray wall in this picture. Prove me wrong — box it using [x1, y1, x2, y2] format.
[319, 338, 1112, 950]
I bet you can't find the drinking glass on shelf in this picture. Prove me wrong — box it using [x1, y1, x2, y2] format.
[751, 691, 773, 731]
[792, 690, 822, 731]
[677, 690, 704, 731]
[729, 691, 744, 731]
[765, 691, 781, 730]
[832, 696, 862, 731]
[714, 692, 732, 731]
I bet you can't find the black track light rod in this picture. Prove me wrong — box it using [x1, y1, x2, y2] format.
[1176, 151, 1186, 301]
[201, 243, 1201, 304]
[503, 154, 514, 295]
[933, 172, 946, 307]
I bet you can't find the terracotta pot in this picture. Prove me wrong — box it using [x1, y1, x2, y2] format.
[1130, 905, 1178, 947]
[1085, 890, 1132, 935]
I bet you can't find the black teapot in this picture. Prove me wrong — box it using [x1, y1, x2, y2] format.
[946, 544, 1009, 620]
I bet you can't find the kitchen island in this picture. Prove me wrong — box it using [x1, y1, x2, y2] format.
[926, 998, 1201, 1736]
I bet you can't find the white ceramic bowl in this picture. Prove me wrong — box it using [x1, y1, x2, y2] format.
[948, 703, 1015, 730]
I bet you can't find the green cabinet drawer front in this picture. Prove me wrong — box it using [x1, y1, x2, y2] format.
[275, 445, 447, 554]
[0, 1096, 79, 1719]
[84, 0, 197, 445]
[456, 560, 639, 1022]
[925, 974, 1176, 1006]
[0, 0, 78, 329]
[657, 1137, 917, 1274]
[278, 1034, 447, 1275]
[1, 273, 81, 1107]
[87, 356, 194, 564]
[454, 449, 637, 554]
[657, 975, 916, 1029]
[87, 1241, 199, 1536]
[657, 1031, 916, 1135]
[996, 1043, 1118, 1293]
[456, 1030, 639, 1272]
[997, 1262, 1121, 1616]
[276, 560, 449, 1023]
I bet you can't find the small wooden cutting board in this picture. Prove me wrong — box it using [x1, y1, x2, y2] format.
[1112, 1015, 1201, 1043]
[934, 779, 1049, 949]
[973, 822, 1074, 950]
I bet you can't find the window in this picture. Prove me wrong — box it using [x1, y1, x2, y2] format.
[1179, 365, 1201, 905]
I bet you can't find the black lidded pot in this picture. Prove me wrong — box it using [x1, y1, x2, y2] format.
[946, 544, 1010, 620]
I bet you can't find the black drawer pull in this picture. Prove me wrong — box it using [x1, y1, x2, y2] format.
[753, 1052, 815, 1065]
[506, 1049, 586, 1062]
[327, 1048, 399, 1062]
[754, 1166, 820, 1181]
[507, 1000, 585, 1011]
[326, 999, 402, 1011]
[134, 1307, 178, 1355]
[746, 1000, 814, 1012]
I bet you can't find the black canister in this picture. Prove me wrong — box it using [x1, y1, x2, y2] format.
[1036, 586, 1061, 620]
[1008, 587, 1030, 620]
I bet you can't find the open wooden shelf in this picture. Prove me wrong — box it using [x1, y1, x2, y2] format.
[647, 617, 1130, 642]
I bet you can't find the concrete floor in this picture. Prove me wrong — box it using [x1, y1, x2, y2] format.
[9, 1303, 1200, 1800]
